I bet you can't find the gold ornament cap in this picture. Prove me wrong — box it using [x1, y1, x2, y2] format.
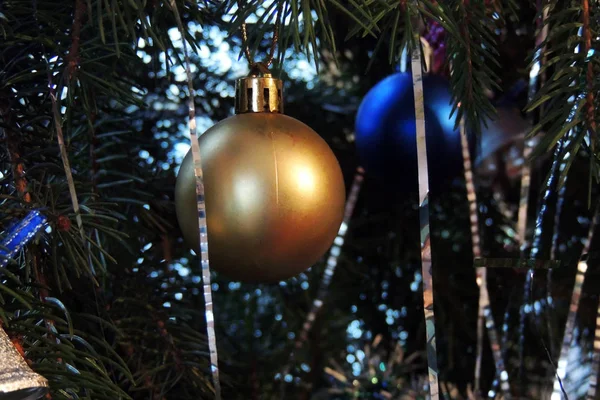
[235, 63, 283, 114]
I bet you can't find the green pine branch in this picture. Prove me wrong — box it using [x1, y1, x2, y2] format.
[442, 0, 500, 137]
[527, 0, 600, 196]
[343, 0, 502, 138]
[222, 0, 377, 70]
[1, 1, 221, 397]
[2, 0, 600, 398]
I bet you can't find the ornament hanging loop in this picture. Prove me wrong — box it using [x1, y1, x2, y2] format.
[238, 0, 282, 68]
[247, 62, 273, 77]
[235, 62, 283, 114]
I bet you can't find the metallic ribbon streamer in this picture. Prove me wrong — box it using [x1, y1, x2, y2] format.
[495, 195, 516, 222]
[516, 136, 534, 383]
[516, 1, 550, 386]
[588, 296, 600, 400]
[490, 291, 514, 398]
[551, 209, 598, 400]
[530, 138, 565, 260]
[473, 258, 560, 269]
[547, 176, 566, 336]
[0, 211, 47, 268]
[168, 1, 221, 397]
[542, 134, 570, 386]
[516, 137, 533, 253]
[518, 266, 533, 384]
[460, 123, 510, 396]
[283, 167, 364, 372]
[550, 175, 568, 260]
[521, 135, 565, 385]
[547, 134, 572, 389]
[410, 35, 439, 400]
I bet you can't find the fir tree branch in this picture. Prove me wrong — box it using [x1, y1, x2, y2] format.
[0, 101, 31, 203]
[48, 65, 91, 278]
[87, 96, 98, 193]
[0, 94, 58, 358]
[445, 0, 499, 136]
[66, 0, 87, 82]
[583, 0, 596, 155]
[460, 1, 475, 116]
[30, 246, 63, 377]
[1, 1, 221, 398]
[343, 0, 500, 136]
[582, 0, 598, 202]
[225, 0, 376, 68]
[527, 1, 599, 194]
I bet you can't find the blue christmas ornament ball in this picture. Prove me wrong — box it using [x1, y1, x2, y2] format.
[355, 73, 462, 193]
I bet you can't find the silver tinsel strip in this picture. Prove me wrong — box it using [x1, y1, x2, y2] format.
[168, 2, 221, 397]
[588, 296, 600, 400]
[460, 123, 510, 397]
[518, 2, 549, 249]
[525, 134, 566, 391]
[515, 136, 533, 249]
[517, 3, 550, 383]
[411, 35, 439, 400]
[295, 168, 363, 347]
[281, 167, 364, 388]
[551, 209, 598, 399]
[547, 132, 572, 387]
[550, 174, 568, 260]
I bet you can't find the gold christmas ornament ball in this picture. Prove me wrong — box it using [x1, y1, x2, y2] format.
[175, 112, 346, 283]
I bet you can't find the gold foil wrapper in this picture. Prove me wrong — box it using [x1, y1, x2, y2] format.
[0, 328, 48, 399]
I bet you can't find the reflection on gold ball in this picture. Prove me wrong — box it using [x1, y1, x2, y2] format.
[175, 113, 346, 283]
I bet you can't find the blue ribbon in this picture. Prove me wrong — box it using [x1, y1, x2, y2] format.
[0, 210, 47, 268]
